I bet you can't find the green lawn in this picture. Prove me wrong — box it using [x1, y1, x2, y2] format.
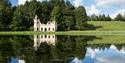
[0, 31, 125, 35]
[0, 21, 125, 35]
[87, 35, 125, 44]
[88, 21, 125, 31]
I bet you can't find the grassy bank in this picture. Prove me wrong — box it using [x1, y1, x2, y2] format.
[0, 21, 125, 35]
[87, 35, 125, 44]
[88, 21, 125, 31]
[0, 31, 125, 35]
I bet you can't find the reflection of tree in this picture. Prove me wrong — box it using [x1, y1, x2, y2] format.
[0, 35, 33, 63]
[35, 42, 53, 63]
[1, 35, 125, 63]
[0, 35, 97, 63]
[113, 44, 125, 51]
[0, 41, 14, 63]
[88, 44, 125, 51]
[88, 44, 111, 50]
[51, 35, 88, 63]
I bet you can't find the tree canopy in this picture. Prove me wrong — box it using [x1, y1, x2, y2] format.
[2, 0, 124, 31]
[114, 13, 124, 21]
[0, 0, 13, 31]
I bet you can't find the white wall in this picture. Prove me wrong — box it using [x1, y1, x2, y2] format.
[34, 15, 57, 32]
[34, 34, 56, 50]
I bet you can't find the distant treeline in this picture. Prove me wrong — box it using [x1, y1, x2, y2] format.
[0, 0, 125, 31]
[88, 14, 125, 21]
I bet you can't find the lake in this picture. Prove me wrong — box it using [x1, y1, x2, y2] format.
[0, 35, 125, 63]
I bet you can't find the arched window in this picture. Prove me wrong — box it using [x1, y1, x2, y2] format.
[41, 28, 43, 31]
[53, 28, 55, 31]
[45, 28, 47, 31]
[45, 35, 47, 38]
[41, 35, 43, 38]
[49, 28, 50, 31]
[37, 28, 39, 31]
[48, 35, 50, 38]
[53, 36, 55, 38]
[37, 42, 39, 45]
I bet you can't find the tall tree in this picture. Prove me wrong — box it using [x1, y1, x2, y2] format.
[0, 0, 13, 31]
[62, 1, 75, 30]
[89, 14, 99, 21]
[75, 6, 87, 30]
[11, 0, 53, 31]
[114, 13, 123, 21]
[123, 14, 125, 21]
[50, 5, 65, 31]
[105, 15, 112, 21]
[50, 5, 62, 21]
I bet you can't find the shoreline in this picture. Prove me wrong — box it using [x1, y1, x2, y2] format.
[0, 31, 125, 35]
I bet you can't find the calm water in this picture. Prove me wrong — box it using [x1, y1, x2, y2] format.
[0, 35, 125, 63]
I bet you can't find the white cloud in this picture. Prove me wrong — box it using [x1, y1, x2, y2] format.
[110, 9, 125, 19]
[18, 0, 44, 5]
[70, 58, 82, 63]
[85, 45, 125, 63]
[86, 47, 100, 58]
[86, 4, 101, 16]
[95, 0, 125, 7]
[73, 0, 83, 7]
[18, 0, 31, 5]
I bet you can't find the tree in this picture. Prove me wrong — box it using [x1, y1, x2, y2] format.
[114, 13, 123, 21]
[10, 0, 42, 31]
[89, 14, 99, 21]
[36, 1, 53, 24]
[0, 0, 13, 31]
[123, 14, 125, 21]
[1, 0, 88, 31]
[75, 6, 87, 30]
[50, 5, 64, 31]
[50, 5, 62, 21]
[105, 15, 112, 21]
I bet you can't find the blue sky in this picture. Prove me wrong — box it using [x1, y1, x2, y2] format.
[9, 0, 125, 18]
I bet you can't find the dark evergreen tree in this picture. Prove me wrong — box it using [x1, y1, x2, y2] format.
[75, 6, 87, 30]
[114, 13, 124, 21]
[0, 0, 13, 31]
[105, 15, 112, 21]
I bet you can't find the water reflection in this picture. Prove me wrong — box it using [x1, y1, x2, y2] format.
[34, 35, 88, 63]
[71, 45, 125, 63]
[0, 35, 125, 63]
[34, 34, 56, 50]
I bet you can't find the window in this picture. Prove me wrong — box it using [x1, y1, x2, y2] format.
[41, 35, 43, 38]
[48, 36, 50, 38]
[53, 36, 55, 38]
[45, 35, 47, 38]
[49, 28, 50, 31]
[53, 28, 54, 31]
[41, 28, 43, 31]
[37, 42, 39, 45]
[45, 28, 47, 31]
[37, 28, 39, 31]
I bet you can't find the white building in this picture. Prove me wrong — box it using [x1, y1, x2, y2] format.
[34, 34, 57, 50]
[34, 15, 57, 32]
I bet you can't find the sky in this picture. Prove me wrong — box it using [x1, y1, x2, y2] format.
[71, 45, 125, 63]
[9, 0, 125, 18]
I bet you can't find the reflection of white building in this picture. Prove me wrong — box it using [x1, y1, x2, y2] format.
[34, 34, 56, 49]
[34, 15, 57, 32]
